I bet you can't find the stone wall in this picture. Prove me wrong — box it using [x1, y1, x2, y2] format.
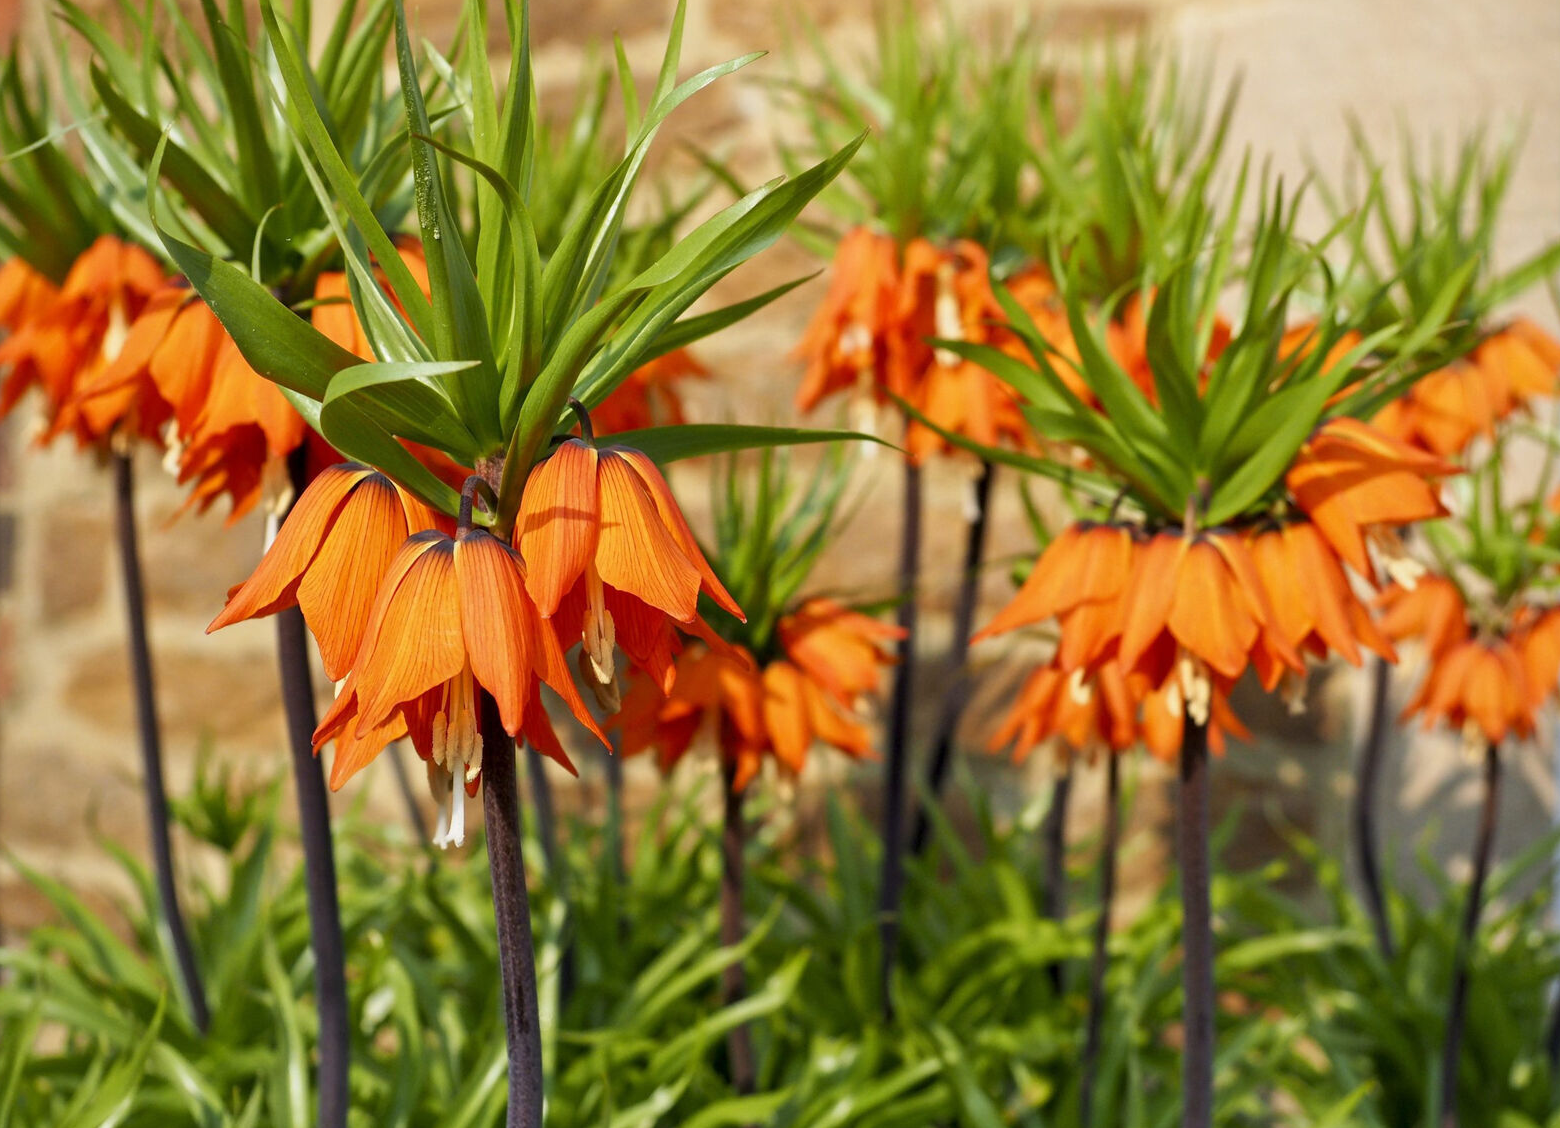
[2, 0, 1558, 935]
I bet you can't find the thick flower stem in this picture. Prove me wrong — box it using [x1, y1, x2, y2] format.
[1041, 768, 1073, 995]
[877, 457, 922, 1020]
[1178, 717, 1214, 1128]
[1355, 655, 1396, 959]
[481, 693, 546, 1128]
[1080, 753, 1120, 1128]
[721, 762, 755, 1095]
[1439, 741, 1501, 1128]
[910, 459, 994, 856]
[274, 455, 349, 1128]
[525, 743, 574, 1006]
[113, 451, 209, 1034]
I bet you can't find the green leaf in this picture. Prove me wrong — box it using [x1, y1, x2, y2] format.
[603, 423, 891, 464]
[391, 0, 500, 448]
[89, 65, 260, 257]
[155, 226, 361, 403]
[259, 0, 433, 335]
[54, 995, 165, 1128]
[320, 360, 482, 457]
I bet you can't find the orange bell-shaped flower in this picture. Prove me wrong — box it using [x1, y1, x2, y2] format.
[516, 438, 742, 691]
[1286, 417, 1456, 584]
[0, 236, 164, 443]
[315, 525, 603, 837]
[208, 463, 444, 679]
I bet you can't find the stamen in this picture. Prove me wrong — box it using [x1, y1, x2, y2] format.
[582, 564, 616, 686]
[578, 649, 622, 713]
[160, 422, 185, 478]
[261, 456, 295, 519]
[427, 762, 454, 849]
[447, 758, 467, 848]
[839, 321, 873, 359]
[1177, 651, 1212, 726]
[1067, 667, 1094, 706]
[101, 296, 130, 366]
[1279, 668, 1309, 716]
[1370, 527, 1426, 590]
[933, 260, 963, 368]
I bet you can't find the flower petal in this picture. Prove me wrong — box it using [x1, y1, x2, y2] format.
[517, 438, 600, 616]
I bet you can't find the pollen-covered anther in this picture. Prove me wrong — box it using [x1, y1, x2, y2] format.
[1369, 527, 1425, 591]
[582, 566, 617, 686]
[160, 422, 185, 477]
[1177, 651, 1212, 726]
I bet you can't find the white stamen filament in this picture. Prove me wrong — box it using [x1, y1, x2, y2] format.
[101, 297, 130, 365]
[933, 261, 964, 368]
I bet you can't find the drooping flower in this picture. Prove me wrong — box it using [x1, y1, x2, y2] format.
[208, 463, 446, 680]
[990, 657, 1250, 768]
[516, 438, 743, 693]
[893, 239, 1033, 459]
[617, 598, 897, 791]
[1286, 417, 1457, 586]
[1376, 575, 1470, 661]
[314, 525, 604, 839]
[0, 236, 164, 443]
[1373, 320, 1560, 458]
[1402, 636, 1534, 746]
[775, 597, 905, 705]
[1248, 521, 1395, 696]
[793, 226, 902, 414]
[592, 348, 709, 435]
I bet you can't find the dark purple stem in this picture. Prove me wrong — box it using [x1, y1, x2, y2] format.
[910, 459, 993, 855]
[1439, 741, 1500, 1128]
[721, 760, 755, 1094]
[481, 693, 545, 1128]
[1178, 717, 1213, 1128]
[1355, 655, 1396, 958]
[113, 450, 209, 1033]
[1042, 767, 1073, 995]
[1080, 753, 1120, 1128]
[877, 457, 922, 1020]
[276, 452, 347, 1128]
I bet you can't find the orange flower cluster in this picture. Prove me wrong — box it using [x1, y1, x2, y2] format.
[591, 348, 708, 435]
[978, 418, 1451, 750]
[210, 435, 740, 839]
[0, 236, 163, 445]
[615, 598, 902, 791]
[1379, 577, 1560, 746]
[991, 657, 1250, 766]
[793, 227, 1035, 460]
[1374, 320, 1560, 458]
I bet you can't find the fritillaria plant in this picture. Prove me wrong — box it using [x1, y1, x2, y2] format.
[153, 2, 858, 1122]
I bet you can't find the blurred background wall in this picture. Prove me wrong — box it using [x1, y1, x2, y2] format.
[1, 0, 1557, 935]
